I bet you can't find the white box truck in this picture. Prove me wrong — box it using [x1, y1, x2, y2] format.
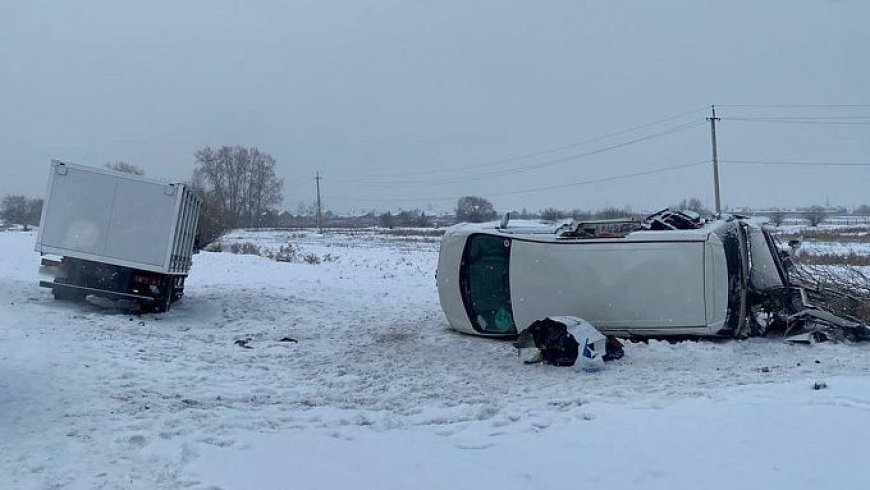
[35, 160, 202, 312]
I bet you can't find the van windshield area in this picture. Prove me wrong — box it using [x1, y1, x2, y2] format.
[460, 234, 516, 334]
[745, 223, 787, 290]
[713, 221, 748, 335]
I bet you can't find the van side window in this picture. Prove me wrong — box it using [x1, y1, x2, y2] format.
[460, 235, 516, 334]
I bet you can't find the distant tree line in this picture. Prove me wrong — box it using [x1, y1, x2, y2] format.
[378, 209, 432, 229]
[451, 196, 714, 224]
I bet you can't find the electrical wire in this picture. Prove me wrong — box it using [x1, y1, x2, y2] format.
[338, 106, 709, 180]
[722, 117, 870, 126]
[306, 104, 869, 209]
[721, 116, 870, 120]
[716, 104, 870, 108]
[330, 159, 709, 203]
[486, 160, 709, 197]
[722, 159, 870, 167]
[331, 120, 707, 187]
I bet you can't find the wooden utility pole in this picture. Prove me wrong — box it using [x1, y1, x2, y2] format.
[708, 105, 722, 214]
[315, 172, 323, 233]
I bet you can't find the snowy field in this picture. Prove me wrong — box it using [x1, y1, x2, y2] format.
[3, 229, 870, 489]
[757, 219, 870, 258]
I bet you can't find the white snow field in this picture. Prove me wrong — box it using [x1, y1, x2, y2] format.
[3, 229, 870, 489]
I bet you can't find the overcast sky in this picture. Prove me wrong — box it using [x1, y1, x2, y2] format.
[1, 0, 867, 214]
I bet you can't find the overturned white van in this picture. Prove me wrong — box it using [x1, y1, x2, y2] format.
[436, 211, 808, 339]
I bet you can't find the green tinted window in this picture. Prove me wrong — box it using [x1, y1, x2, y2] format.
[461, 235, 516, 334]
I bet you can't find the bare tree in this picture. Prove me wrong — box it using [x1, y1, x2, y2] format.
[803, 206, 826, 227]
[790, 259, 870, 325]
[391, 209, 429, 228]
[0, 195, 42, 230]
[26, 198, 43, 226]
[540, 207, 565, 222]
[190, 145, 284, 242]
[1, 195, 29, 230]
[674, 197, 709, 215]
[296, 201, 316, 216]
[594, 206, 633, 220]
[571, 208, 592, 221]
[768, 210, 785, 227]
[105, 161, 145, 175]
[379, 211, 395, 229]
[245, 150, 284, 227]
[416, 211, 430, 227]
[455, 196, 497, 223]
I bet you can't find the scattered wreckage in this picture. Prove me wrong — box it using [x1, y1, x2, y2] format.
[513, 316, 624, 370]
[436, 209, 870, 348]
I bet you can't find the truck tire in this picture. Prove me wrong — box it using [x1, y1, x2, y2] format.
[140, 282, 173, 313]
[140, 299, 169, 314]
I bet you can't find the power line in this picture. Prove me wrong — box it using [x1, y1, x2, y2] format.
[340, 106, 709, 180]
[332, 120, 706, 187]
[720, 116, 870, 120]
[487, 160, 709, 197]
[722, 117, 870, 126]
[330, 160, 708, 203]
[722, 159, 870, 167]
[716, 104, 870, 108]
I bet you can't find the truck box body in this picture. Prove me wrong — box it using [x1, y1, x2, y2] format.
[35, 160, 201, 275]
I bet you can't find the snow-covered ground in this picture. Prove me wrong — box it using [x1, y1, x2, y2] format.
[3, 229, 870, 489]
[768, 223, 870, 260]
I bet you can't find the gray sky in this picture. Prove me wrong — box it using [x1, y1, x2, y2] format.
[1, 0, 867, 214]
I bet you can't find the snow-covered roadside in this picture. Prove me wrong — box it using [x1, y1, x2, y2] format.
[3, 229, 870, 489]
[188, 377, 870, 490]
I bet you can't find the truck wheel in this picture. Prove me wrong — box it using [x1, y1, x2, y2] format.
[139, 299, 169, 314]
[141, 282, 173, 313]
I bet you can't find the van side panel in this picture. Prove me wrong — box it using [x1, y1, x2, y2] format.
[510, 240, 708, 333]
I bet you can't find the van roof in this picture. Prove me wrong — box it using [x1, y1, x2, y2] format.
[445, 219, 736, 243]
